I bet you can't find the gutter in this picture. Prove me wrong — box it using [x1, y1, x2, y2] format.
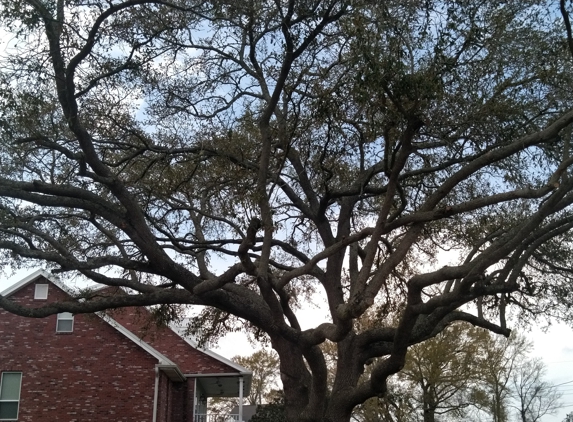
[183, 372, 251, 377]
[193, 378, 197, 421]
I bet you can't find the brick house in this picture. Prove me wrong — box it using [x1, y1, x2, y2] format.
[0, 270, 252, 422]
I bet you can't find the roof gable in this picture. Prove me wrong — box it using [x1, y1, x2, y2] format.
[170, 324, 251, 374]
[0, 269, 67, 297]
[1, 271, 175, 366]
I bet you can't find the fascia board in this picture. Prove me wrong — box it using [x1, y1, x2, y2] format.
[200, 348, 252, 376]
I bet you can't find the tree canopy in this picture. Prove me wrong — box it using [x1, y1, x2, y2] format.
[1, 1, 573, 421]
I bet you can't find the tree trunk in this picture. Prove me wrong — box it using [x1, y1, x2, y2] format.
[274, 341, 313, 422]
[422, 388, 436, 422]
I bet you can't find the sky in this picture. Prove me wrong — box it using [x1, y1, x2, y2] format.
[1, 268, 573, 422]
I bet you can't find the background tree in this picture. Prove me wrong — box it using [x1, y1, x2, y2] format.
[471, 333, 531, 422]
[510, 357, 562, 422]
[353, 325, 562, 422]
[1, 1, 573, 421]
[400, 323, 490, 422]
[352, 383, 417, 422]
[234, 350, 280, 406]
[209, 349, 280, 413]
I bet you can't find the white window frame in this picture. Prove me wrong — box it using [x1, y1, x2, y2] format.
[56, 312, 74, 333]
[0, 372, 22, 421]
[34, 284, 48, 300]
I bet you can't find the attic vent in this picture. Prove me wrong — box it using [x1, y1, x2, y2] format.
[34, 284, 48, 300]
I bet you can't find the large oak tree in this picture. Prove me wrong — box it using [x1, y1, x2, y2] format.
[1, 1, 573, 421]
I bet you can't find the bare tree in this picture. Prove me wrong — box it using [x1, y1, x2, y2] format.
[511, 358, 562, 422]
[472, 333, 531, 422]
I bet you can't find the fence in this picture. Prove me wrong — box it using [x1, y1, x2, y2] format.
[194, 414, 241, 422]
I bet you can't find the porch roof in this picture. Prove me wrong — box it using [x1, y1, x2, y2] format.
[194, 373, 252, 398]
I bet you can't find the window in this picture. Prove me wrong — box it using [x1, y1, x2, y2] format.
[56, 312, 74, 333]
[0, 372, 22, 421]
[34, 284, 48, 300]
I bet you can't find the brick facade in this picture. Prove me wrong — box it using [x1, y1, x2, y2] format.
[0, 275, 246, 422]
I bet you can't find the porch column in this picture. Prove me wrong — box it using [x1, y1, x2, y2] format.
[239, 376, 244, 422]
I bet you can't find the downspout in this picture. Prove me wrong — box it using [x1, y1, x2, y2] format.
[239, 376, 243, 422]
[153, 365, 159, 422]
[193, 378, 197, 422]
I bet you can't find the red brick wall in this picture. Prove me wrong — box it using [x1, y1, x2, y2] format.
[0, 278, 158, 422]
[156, 372, 170, 422]
[168, 377, 187, 422]
[156, 373, 194, 422]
